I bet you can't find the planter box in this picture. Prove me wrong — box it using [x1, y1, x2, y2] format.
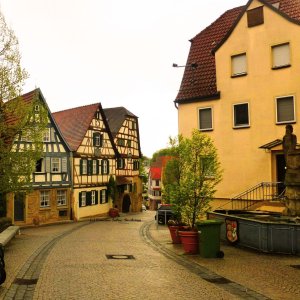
[208, 211, 300, 255]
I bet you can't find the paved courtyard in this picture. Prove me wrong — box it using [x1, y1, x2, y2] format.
[0, 211, 299, 299]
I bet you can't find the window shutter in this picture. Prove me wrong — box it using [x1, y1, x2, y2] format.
[87, 160, 92, 175]
[95, 190, 99, 204]
[273, 44, 290, 68]
[45, 157, 51, 173]
[100, 190, 103, 203]
[106, 160, 110, 174]
[86, 192, 91, 206]
[199, 108, 212, 130]
[247, 6, 264, 27]
[50, 128, 55, 142]
[96, 160, 100, 174]
[105, 190, 108, 203]
[277, 97, 294, 122]
[62, 157, 67, 173]
[232, 54, 246, 76]
[100, 134, 103, 147]
[79, 192, 82, 207]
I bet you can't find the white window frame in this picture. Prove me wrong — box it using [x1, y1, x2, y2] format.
[233, 102, 250, 128]
[101, 189, 106, 204]
[92, 160, 97, 174]
[40, 191, 50, 208]
[102, 160, 108, 174]
[276, 95, 296, 124]
[272, 43, 290, 69]
[57, 190, 67, 206]
[91, 191, 96, 205]
[82, 160, 87, 175]
[94, 133, 102, 147]
[198, 107, 213, 131]
[231, 53, 247, 77]
[51, 158, 61, 173]
[43, 128, 51, 142]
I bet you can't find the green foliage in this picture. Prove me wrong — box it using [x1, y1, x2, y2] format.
[139, 155, 149, 185]
[0, 12, 48, 197]
[0, 217, 12, 232]
[162, 130, 222, 228]
[107, 175, 117, 202]
[151, 138, 178, 163]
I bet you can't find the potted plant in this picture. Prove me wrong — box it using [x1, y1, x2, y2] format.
[164, 130, 222, 254]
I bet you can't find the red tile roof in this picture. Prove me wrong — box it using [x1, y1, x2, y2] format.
[174, 0, 300, 104]
[53, 103, 100, 151]
[150, 167, 161, 180]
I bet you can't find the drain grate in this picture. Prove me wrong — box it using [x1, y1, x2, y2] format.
[106, 254, 135, 260]
[204, 277, 232, 284]
[290, 265, 300, 269]
[13, 278, 38, 285]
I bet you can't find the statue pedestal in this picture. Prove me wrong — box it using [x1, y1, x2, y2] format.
[284, 150, 300, 216]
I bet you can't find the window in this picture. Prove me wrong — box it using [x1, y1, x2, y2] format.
[95, 111, 101, 119]
[199, 107, 213, 131]
[231, 53, 247, 77]
[127, 140, 131, 147]
[247, 6, 264, 27]
[93, 132, 103, 147]
[272, 43, 290, 69]
[92, 160, 98, 175]
[117, 158, 125, 169]
[233, 103, 250, 128]
[155, 180, 160, 186]
[43, 129, 50, 142]
[35, 158, 44, 172]
[129, 121, 136, 130]
[80, 159, 88, 175]
[100, 189, 108, 204]
[101, 159, 109, 174]
[81, 192, 86, 207]
[35, 105, 40, 112]
[57, 190, 67, 206]
[117, 138, 126, 146]
[51, 158, 60, 173]
[40, 191, 50, 207]
[133, 160, 140, 170]
[276, 96, 295, 124]
[91, 191, 96, 205]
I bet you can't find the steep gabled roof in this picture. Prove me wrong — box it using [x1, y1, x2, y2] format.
[103, 107, 137, 138]
[174, 0, 300, 104]
[53, 103, 101, 152]
[5, 88, 70, 151]
[150, 167, 161, 180]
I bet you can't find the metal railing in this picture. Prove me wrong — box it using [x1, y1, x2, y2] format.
[217, 182, 285, 211]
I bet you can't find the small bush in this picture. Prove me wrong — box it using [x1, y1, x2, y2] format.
[0, 218, 12, 233]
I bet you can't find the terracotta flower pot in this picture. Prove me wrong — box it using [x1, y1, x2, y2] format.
[178, 230, 199, 254]
[168, 226, 182, 244]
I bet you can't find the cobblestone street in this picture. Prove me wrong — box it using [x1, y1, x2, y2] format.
[0, 211, 299, 299]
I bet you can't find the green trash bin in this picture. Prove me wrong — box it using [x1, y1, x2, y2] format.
[196, 219, 224, 258]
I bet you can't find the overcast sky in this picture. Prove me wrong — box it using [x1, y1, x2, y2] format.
[0, 0, 246, 157]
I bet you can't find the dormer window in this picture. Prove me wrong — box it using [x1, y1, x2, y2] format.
[247, 6, 264, 27]
[231, 53, 247, 77]
[272, 2, 280, 9]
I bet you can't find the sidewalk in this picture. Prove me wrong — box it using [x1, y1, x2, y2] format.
[148, 221, 300, 300]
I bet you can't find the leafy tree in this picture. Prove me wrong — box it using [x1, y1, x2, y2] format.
[163, 130, 222, 228]
[0, 12, 47, 202]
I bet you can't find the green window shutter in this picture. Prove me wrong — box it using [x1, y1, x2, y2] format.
[105, 190, 108, 203]
[96, 160, 100, 174]
[86, 192, 92, 206]
[95, 190, 99, 204]
[101, 160, 104, 174]
[100, 134, 103, 147]
[50, 128, 56, 142]
[45, 157, 51, 173]
[107, 160, 110, 174]
[87, 160, 92, 175]
[80, 159, 83, 175]
[61, 157, 67, 173]
[93, 132, 97, 146]
[79, 192, 82, 207]
[100, 190, 103, 204]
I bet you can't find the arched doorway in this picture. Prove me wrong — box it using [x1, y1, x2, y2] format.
[122, 194, 131, 213]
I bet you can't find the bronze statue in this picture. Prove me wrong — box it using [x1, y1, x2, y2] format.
[283, 124, 297, 163]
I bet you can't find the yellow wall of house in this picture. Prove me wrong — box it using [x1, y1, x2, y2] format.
[178, 1, 300, 199]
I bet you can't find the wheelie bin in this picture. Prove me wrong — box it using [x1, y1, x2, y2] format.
[196, 219, 224, 258]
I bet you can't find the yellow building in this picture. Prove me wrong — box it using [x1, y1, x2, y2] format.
[175, 0, 300, 205]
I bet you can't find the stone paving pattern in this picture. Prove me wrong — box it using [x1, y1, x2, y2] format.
[0, 211, 299, 299]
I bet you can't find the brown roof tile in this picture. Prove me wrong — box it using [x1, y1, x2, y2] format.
[53, 103, 100, 151]
[175, 0, 300, 104]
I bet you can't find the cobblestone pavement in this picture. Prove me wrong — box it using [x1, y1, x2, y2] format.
[0, 211, 299, 299]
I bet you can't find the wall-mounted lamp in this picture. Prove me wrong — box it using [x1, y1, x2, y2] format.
[172, 62, 198, 69]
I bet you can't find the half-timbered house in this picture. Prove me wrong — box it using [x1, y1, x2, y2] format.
[103, 107, 143, 213]
[53, 103, 118, 220]
[6, 89, 73, 225]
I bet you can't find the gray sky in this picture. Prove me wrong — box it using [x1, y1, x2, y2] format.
[0, 0, 246, 157]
